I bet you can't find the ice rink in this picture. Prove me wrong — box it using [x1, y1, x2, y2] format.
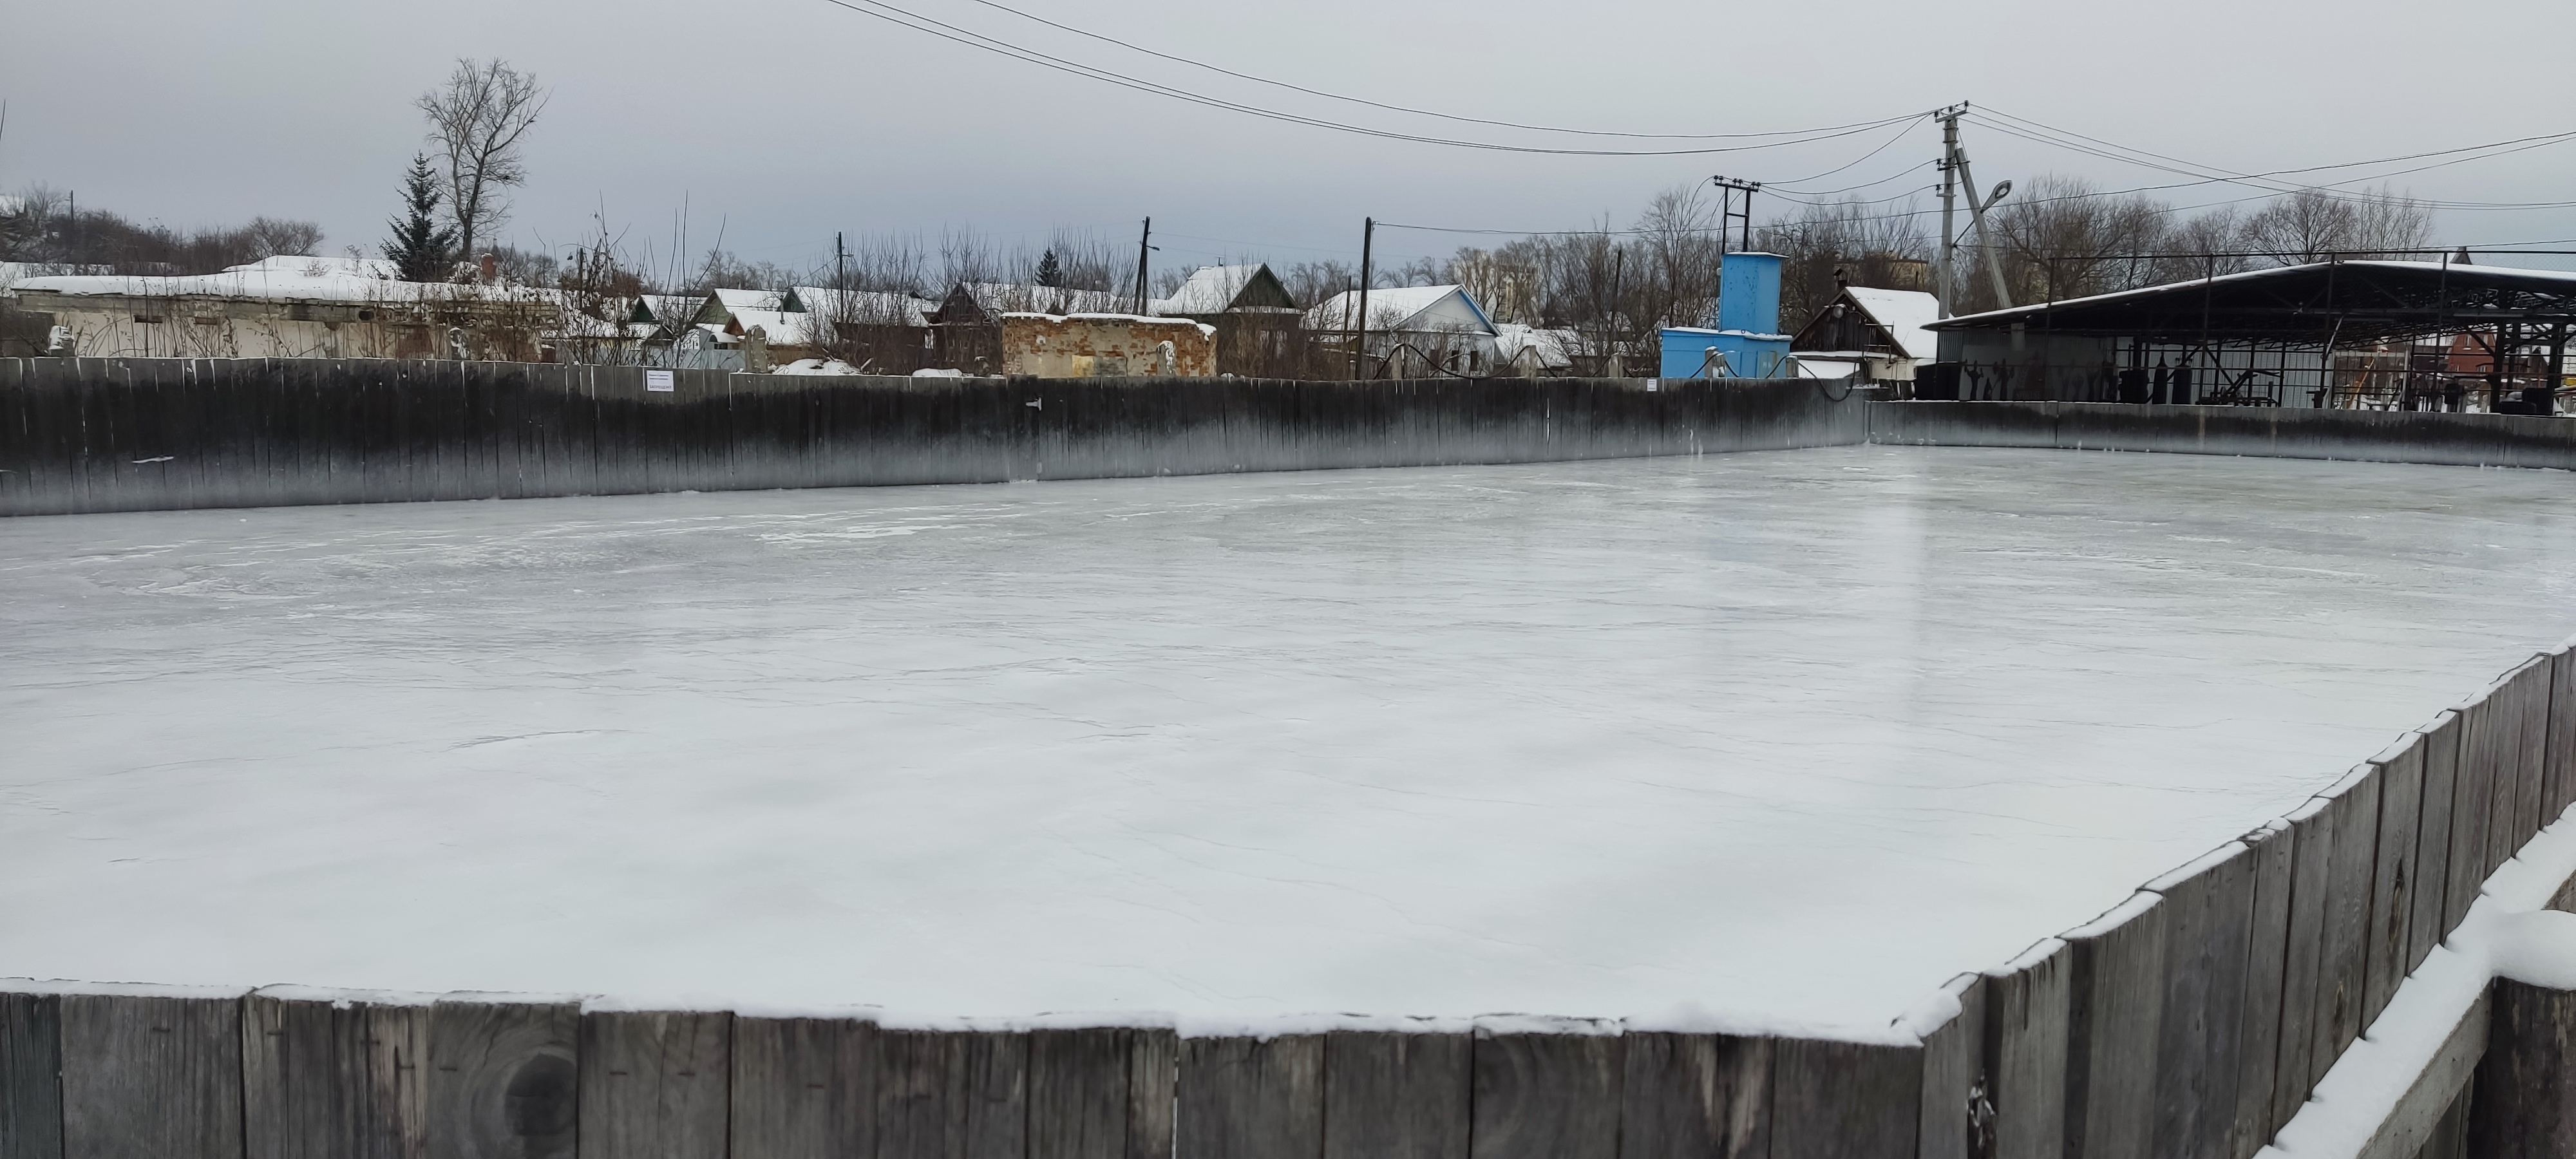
[7, 446, 2576, 1037]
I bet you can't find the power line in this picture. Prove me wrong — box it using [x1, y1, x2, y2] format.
[947, 0, 1913, 144]
[807, 0, 1929, 156]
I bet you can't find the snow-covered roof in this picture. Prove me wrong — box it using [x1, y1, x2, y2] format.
[1842, 287, 1939, 361]
[1152, 265, 1280, 316]
[1494, 323, 1574, 370]
[719, 308, 819, 345]
[1930, 259, 2576, 330]
[794, 287, 932, 328]
[959, 282, 1130, 317]
[6, 255, 549, 305]
[1303, 285, 1497, 335]
[632, 294, 703, 325]
[706, 287, 790, 314]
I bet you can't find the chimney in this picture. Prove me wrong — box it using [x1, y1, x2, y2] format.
[479, 253, 498, 284]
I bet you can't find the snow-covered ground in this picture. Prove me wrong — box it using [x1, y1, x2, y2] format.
[6, 446, 2576, 1038]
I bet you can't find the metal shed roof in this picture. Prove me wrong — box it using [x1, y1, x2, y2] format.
[1925, 260, 2576, 346]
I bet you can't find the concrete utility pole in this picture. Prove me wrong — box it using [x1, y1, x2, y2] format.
[1937, 108, 1960, 317]
[1352, 218, 1374, 381]
[1935, 104, 2015, 315]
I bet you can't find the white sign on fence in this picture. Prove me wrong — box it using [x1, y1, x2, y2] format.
[645, 370, 676, 393]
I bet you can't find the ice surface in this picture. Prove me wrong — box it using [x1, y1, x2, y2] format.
[7, 446, 2576, 1038]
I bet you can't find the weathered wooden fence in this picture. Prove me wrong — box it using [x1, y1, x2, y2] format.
[1870, 399, 2576, 471]
[0, 359, 1871, 516]
[5, 641, 2568, 1158]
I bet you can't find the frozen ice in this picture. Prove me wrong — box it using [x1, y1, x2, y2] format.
[6, 446, 2576, 1038]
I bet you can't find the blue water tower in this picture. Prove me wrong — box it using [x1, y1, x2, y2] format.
[1660, 252, 1790, 377]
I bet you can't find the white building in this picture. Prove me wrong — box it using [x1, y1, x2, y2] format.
[1303, 284, 1501, 378]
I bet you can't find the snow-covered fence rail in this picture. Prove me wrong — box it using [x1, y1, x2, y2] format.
[1869, 399, 2576, 470]
[0, 357, 1869, 517]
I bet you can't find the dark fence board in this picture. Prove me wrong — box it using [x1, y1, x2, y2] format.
[1982, 942, 2070, 1159]
[243, 994, 429, 1159]
[2062, 894, 2167, 1159]
[2312, 769, 2383, 1087]
[577, 1010, 731, 1159]
[1915, 981, 1982, 1159]
[875, 1030, 1025, 1159]
[1618, 1032, 1769, 1159]
[2550, 649, 2576, 821]
[57, 992, 243, 1159]
[1176, 1036, 1321, 1159]
[2410, 716, 2461, 975]
[1030, 1028, 1166, 1159]
[1322, 1032, 1469, 1159]
[1128, 1028, 1175, 1159]
[427, 999, 578, 1159]
[2231, 822, 2295, 1158]
[2446, 699, 2495, 935]
[2363, 739, 2427, 1028]
[731, 1015, 876, 1159]
[2514, 659, 2551, 846]
[1468, 1032, 1623, 1159]
[1768, 1039, 1920, 1159]
[2466, 979, 2576, 1158]
[2274, 796, 2336, 1136]
[2483, 674, 2529, 881]
[2148, 844, 2255, 1159]
[0, 992, 63, 1159]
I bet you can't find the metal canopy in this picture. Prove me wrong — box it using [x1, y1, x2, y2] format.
[1925, 260, 2576, 347]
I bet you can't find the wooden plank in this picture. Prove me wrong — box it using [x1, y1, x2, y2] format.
[1914, 979, 1982, 1159]
[1, 991, 63, 1159]
[58, 991, 244, 1159]
[875, 1030, 1025, 1159]
[1982, 941, 2069, 1159]
[1176, 1036, 1321, 1159]
[1321, 1032, 1469, 1159]
[2362, 737, 2427, 1029]
[577, 1010, 731, 1159]
[2447, 699, 2496, 933]
[2515, 659, 2551, 847]
[2477, 691, 2521, 885]
[1468, 1031, 1623, 1159]
[2273, 798, 2336, 1126]
[2311, 768, 2383, 1086]
[1617, 1032, 1768, 1159]
[243, 992, 430, 1159]
[2409, 715, 2460, 975]
[2230, 822, 2296, 1159]
[1128, 1028, 1175, 1159]
[2147, 844, 2255, 1159]
[2061, 892, 2166, 1159]
[731, 1015, 875, 1159]
[2465, 979, 2576, 1158]
[1768, 1038, 1920, 1159]
[2549, 649, 2576, 822]
[2353, 986, 2487, 1159]
[1031, 1028, 1173, 1159]
[428, 998, 578, 1159]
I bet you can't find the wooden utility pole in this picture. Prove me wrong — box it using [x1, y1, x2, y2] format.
[1352, 218, 1374, 381]
[1133, 218, 1153, 315]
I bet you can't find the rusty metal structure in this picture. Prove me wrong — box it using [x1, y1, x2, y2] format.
[1923, 258, 2576, 413]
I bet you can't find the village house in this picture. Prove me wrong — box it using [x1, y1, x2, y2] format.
[1150, 263, 1302, 376]
[1788, 283, 1940, 384]
[1302, 284, 1501, 379]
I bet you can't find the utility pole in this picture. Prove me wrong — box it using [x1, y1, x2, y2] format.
[1937, 108, 1960, 317]
[1935, 104, 2015, 315]
[835, 231, 847, 290]
[1133, 218, 1153, 315]
[1352, 217, 1374, 381]
[1710, 176, 1759, 252]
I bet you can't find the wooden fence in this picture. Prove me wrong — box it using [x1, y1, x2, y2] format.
[5, 640, 2568, 1158]
[0, 358, 1870, 517]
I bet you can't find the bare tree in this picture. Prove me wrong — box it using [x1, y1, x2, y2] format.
[417, 58, 547, 267]
[2241, 187, 2431, 265]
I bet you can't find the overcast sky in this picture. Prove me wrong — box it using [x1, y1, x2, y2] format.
[7, 0, 2573, 278]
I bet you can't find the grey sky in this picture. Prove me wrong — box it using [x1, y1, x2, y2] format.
[6, 0, 2573, 278]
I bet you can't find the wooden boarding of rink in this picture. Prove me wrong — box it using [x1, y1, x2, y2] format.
[0, 357, 1871, 517]
[4, 657, 2573, 1159]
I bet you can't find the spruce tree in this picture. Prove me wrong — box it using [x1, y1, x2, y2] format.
[383, 154, 457, 281]
[1036, 249, 1063, 288]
